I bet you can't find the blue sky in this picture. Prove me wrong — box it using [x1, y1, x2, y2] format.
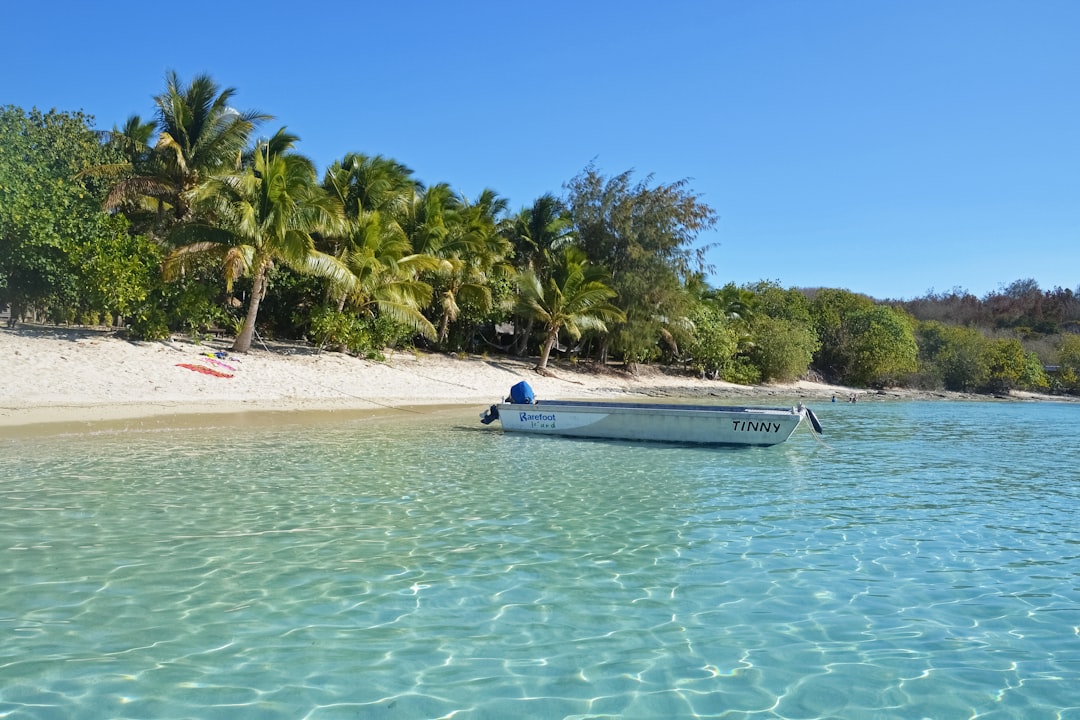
[4, 1, 1077, 300]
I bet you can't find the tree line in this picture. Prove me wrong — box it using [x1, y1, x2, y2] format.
[2, 73, 1078, 396]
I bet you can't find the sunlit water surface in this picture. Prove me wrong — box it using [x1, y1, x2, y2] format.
[2, 401, 1079, 719]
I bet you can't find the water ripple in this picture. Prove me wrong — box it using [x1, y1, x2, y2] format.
[2, 403, 1079, 718]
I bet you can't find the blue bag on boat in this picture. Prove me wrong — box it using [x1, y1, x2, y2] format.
[509, 381, 535, 404]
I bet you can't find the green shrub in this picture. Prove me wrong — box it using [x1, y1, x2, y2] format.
[308, 308, 411, 357]
[686, 306, 737, 378]
[723, 357, 762, 385]
[128, 306, 171, 340]
[749, 316, 820, 382]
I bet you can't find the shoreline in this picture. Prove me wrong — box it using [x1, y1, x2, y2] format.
[2, 325, 1073, 434]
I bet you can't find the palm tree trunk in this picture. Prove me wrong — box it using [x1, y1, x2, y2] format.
[233, 262, 268, 353]
[537, 328, 559, 370]
[598, 336, 610, 365]
[513, 316, 534, 357]
[438, 311, 451, 346]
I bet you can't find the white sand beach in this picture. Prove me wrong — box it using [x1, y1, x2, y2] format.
[4, 325, 1068, 432]
[1, 325, 871, 431]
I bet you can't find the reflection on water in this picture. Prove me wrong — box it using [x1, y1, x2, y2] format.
[2, 402, 1079, 718]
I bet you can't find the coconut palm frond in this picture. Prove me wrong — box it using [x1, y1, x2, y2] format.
[163, 241, 234, 281]
[456, 282, 493, 313]
[372, 299, 437, 340]
[299, 252, 359, 295]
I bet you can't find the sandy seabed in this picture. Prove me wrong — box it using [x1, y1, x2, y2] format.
[1, 325, 1066, 434]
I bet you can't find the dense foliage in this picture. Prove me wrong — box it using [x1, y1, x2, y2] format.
[1, 76, 1076, 396]
[0, 106, 164, 327]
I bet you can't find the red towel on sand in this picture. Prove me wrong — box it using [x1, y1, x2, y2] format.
[176, 363, 234, 378]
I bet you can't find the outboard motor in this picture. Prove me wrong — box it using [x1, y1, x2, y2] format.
[482, 381, 535, 426]
[508, 381, 535, 404]
[796, 402, 824, 435]
[480, 404, 500, 424]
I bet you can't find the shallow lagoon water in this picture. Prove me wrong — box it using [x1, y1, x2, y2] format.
[2, 401, 1079, 719]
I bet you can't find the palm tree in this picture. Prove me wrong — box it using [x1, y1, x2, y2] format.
[398, 184, 466, 345]
[428, 188, 513, 346]
[517, 246, 625, 370]
[505, 194, 575, 354]
[712, 283, 758, 325]
[400, 182, 457, 258]
[107, 115, 157, 165]
[324, 152, 418, 218]
[319, 154, 436, 338]
[80, 115, 160, 234]
[105, 72, 268, 233]
[337, 211, 438, 339]
[397, 184, 515, 348]
[506, 193, 575, 275]
[706, 281, 758, 357]
[165, 128, 355, 352]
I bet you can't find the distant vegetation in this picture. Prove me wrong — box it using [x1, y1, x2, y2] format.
[2, 74, 1077, 396]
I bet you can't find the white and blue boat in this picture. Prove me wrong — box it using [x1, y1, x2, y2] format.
[480, 382, 821, 446]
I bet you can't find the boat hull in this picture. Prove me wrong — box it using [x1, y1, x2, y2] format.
[491, 400, 805, 446]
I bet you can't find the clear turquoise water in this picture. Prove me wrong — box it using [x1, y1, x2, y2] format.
[2, 401, 1079, 719]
